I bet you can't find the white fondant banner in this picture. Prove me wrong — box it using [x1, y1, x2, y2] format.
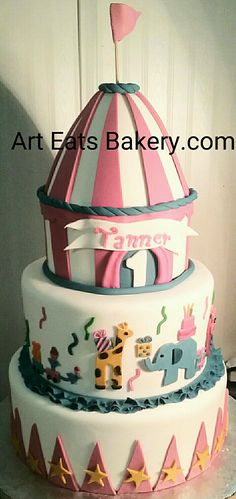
[65, 218, 197, 254]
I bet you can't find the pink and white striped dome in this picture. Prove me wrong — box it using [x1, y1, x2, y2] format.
[39, 84, 196, 292]
[45, 85, 189, 208]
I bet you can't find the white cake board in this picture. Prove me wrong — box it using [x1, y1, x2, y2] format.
[0, 396, 236, 499]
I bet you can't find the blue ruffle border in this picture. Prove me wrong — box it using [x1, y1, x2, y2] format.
[18, 343, 225, 414]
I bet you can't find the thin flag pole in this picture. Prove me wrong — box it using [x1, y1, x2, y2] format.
[114, 41, 120, 83]
[110, 3, 141, 83]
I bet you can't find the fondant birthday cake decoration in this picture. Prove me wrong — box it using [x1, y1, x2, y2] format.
[9, 3, 228, 495]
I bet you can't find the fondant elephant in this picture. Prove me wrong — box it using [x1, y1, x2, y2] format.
[144, 338, 198, 386]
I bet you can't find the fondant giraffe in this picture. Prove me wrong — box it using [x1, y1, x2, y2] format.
[95, 322, 133, 390]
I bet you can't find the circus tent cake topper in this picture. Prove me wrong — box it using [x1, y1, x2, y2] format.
[37, 2, 198, 293]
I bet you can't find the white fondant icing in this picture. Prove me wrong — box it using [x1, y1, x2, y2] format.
[44, 220, 55, 274]
[67, 241, 95, 285]
[47, 115, 83, 196]
[118, 94, 148, 206]
[9, 351, 227, 490]
[22, 258, 214, 399]
[132, 94, 185, 200]
[126, 250, 147, 287]
[70, 94, 112, 205]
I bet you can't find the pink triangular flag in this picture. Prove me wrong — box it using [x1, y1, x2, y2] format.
[48, 435, 79, 491]
[223, 388, 229, 437]
[118, 440, 152, 494]
[110, 3, 141, 43]
[187, 423, 210, 480]
[81, 442, 116, 495]
[12, 408, 27, 462]
[154, 436, 185, 491]
[211, 407, 224, 460]
[27, 424, 47, 478]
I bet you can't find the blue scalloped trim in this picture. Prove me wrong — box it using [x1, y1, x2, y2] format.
[37, 185, 198, 216]
[99, 83, 140, 94]
[19, 343, 225, 414]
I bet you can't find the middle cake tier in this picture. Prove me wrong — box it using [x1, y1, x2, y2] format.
[22, 258, 215, 400]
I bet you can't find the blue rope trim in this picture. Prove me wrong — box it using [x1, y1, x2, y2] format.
[98, 83, 140, 94]
[42, 259, 195, 295]
[37, 186, 198, 217]
[18, 343, 225, 414]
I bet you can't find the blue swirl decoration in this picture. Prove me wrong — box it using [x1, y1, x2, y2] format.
[98, 83, 140, 94]
[19, 342, 225, 414]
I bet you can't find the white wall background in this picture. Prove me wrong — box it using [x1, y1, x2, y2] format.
[0, 0, 235, 399]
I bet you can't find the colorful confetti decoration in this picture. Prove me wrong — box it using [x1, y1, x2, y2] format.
[127, 368, 141, 391]
[203, 296, 209, 320]
[156, 306, 167, 335]
[39, 306, 47, 329]
[68, 333, 79, 355]
[84, 317, 95, 340]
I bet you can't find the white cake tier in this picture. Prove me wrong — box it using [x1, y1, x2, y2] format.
[9, 351, 227, 492]
[22, 258, 214, 399]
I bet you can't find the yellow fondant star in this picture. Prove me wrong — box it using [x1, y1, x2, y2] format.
[193, 447, 210, 471]
[162, 461, 183, 483]
[49, 458, 72, 484]
[125, 466, 150, 489]
[85, 464, 108, 486]
[27, 453, 42, 475]
[214, 429, 225, 454]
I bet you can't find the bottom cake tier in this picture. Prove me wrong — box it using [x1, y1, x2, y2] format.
[9, 349, 228, 495]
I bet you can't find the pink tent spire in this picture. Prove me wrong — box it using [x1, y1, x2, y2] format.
[11, 408, 26, 462]
[211, 407, 224, 460]
[118, 440, 152, 494]
[27, 423, 47, 478]
[154, 436, 185, 491]
[48, 435, 79, 491]
[223, 388, 229, 437]
[81, 442, 116, 495]
[187, 423, 210, 480]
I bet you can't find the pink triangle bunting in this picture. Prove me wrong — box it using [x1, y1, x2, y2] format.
[223, 388, 229, 437]
[12, 408, 26, 462]
[81, 442, 116, 495]
[211, 407, 224, 460]
[186, 423, 210, 480]
[118, 440, 152, 494]
[154, 436, 185, 491]
[48, 435, 79, 491]
[110, 3, 141, 43]
[27, 423, 47, 478]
